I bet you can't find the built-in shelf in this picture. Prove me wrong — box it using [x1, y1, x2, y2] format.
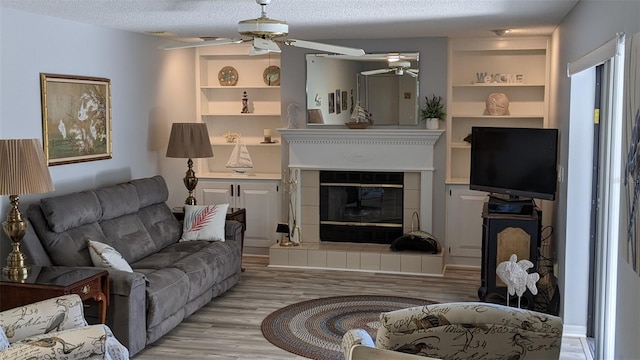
[445, 36, 551, 267]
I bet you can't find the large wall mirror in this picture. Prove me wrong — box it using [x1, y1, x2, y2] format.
[305, 52, 420, 126]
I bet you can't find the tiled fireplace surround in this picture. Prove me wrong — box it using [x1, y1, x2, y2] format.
[272, 128, 445, 275]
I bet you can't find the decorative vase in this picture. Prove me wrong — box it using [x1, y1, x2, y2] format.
[426, 118, 439, 130]
[485, 92, 510, 116]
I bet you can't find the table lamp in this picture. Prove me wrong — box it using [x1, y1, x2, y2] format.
[166, 123, 213, 205]
[276, 222, 297, 247]
[0, 139, 55, 281]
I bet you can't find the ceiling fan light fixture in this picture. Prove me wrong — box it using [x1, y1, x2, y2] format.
[238, 18, 289, 38]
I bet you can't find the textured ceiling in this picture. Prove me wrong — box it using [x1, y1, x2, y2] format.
[1, 0, 580, 41]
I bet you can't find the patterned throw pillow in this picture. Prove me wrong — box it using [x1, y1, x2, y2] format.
[181, 203, 229, 242]
[87, 240, 133, 273]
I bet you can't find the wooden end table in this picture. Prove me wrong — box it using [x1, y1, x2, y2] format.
[0, 266, 110, 324]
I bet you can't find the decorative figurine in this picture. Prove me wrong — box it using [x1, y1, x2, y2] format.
[241, 91, 250, 114]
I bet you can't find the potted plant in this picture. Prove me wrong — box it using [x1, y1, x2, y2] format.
[420, 94, 446, 129]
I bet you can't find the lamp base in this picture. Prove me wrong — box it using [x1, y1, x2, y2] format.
[279, 240, 299, 247]
[3, 265, 29, 282]
[3, 245, 29, 281]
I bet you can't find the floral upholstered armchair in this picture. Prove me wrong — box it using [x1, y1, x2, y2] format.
[342, 302, 563, 360]
[0, 294, 129, 360]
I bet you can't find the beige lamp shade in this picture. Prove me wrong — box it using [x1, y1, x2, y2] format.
[0, 139, 54, 196]
[166, 123, 213, 159]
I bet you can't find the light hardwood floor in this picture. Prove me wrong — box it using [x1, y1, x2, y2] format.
[134, 256, 590, 360]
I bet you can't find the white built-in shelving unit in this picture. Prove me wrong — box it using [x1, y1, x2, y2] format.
[445, 37, 550, 266]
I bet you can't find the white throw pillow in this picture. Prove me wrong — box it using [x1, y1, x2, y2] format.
[181, 203, 229, 242]
[87, 239, 133, 273]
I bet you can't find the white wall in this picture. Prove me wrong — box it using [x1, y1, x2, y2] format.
[0, 7, 195, 262]
[551, 0, 640, 355]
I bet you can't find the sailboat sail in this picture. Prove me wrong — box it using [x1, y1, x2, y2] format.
[226, 137, 253, 173]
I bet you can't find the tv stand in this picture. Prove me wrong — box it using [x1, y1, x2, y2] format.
[487, 194, 534, 215]
[478, 203, 542, 309]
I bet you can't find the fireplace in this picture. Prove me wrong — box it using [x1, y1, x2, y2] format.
[320, 171, 403, 244]
[279, 128, 444, 244]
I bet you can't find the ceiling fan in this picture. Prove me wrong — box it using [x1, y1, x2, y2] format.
[161, 0, 365, 56]
[360, 61, 419, 77]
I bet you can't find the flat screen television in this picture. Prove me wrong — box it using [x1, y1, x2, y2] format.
[469, 126, 559, 201]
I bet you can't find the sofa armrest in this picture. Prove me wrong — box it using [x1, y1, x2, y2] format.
[342, 329, 375, 357]
[347, 345, 440, 360]
[0, 294, 87, 344]
[106, 269, 147, 297]
[224, 220, 243, 242]
[0, 324, 129, 360]
[105, 270, 147, 356]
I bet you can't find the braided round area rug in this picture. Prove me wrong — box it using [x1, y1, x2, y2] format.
[260, 295, 434, 360]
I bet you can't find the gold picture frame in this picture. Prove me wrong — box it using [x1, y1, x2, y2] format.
[40, 73, 112, 165]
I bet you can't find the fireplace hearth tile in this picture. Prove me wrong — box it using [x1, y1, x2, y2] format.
[326, 251, 347, 268]
[346, 252, 360, 269]
[288, 247, 308, 266]
[268, 243, 444, 276]
[308, 249, 327, 267]
[380, 253, 401, 272]
[360, 252, 381, 270]
[401, 254, 422, 273]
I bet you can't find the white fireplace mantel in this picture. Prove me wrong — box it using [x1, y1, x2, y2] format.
[278, 128, 444, 171]
[279, 128, 444, 236]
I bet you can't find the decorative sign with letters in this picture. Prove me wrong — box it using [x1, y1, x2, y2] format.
[474, 72, 524, 84]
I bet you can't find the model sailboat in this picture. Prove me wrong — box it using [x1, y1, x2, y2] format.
[226, 136, 253, 173]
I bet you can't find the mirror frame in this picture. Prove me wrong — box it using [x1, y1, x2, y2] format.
[305, 52, 420, 126]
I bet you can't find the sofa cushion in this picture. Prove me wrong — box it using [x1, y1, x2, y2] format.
[87, 239, 133, 272]
[133, 268, 189, 329]
[99, 214, 157, 263]
[95, 183, 140, 220]
[130, 175, 169, 208]
[28, 204, 107, 266]
[39, 190, 102, 233]
[165, 240, 239, 301]
[181, 203, 229, 241]
[136, 203, 181, 251]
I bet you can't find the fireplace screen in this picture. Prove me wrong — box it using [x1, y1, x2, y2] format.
[319, 171, 403, 244]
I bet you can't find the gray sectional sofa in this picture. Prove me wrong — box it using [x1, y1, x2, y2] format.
[20, 175, 243, 356]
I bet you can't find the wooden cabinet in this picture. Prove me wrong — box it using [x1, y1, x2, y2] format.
[445, 185, 487, 265]
[198, 179, 280, 252]
[196, 43, 282, 177]
[444, 37, 550, 265]
[479, 204, 541, 308]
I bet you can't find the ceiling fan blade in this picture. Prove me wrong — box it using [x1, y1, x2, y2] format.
[407, 69, 419, 77]
[160, 38, 243, 50]
[284, 39, 364, 56]
[361, 69, 393, 76]
[253, 38, 281, 52]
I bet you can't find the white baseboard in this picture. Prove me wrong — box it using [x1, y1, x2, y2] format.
[562, 324, 587, 337]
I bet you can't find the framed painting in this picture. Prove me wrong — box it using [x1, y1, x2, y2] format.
[40, 73, 112, 165]
[328, 92, 335, 113]
[335, 89, 341, 114]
